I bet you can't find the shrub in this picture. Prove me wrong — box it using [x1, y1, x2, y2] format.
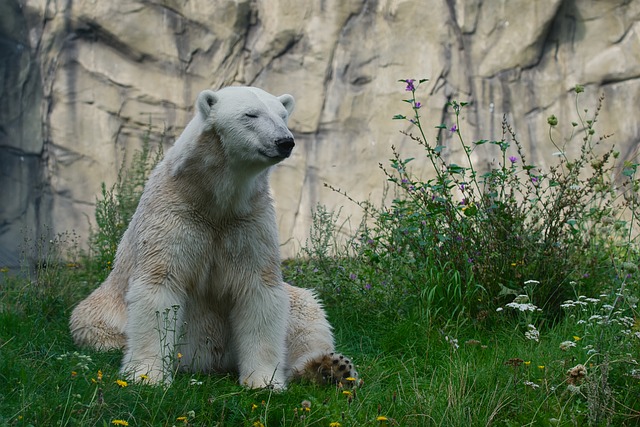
[87, 130, 163, 281]
[296, 80, 639, 322]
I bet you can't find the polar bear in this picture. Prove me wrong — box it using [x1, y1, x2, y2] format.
[69, 87, 356, 388]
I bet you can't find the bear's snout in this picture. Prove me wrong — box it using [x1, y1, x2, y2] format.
[275, 137, 295, 158]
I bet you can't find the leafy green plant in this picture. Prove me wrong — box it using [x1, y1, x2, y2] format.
[312, 80, 639, 323]
[87, 130, 163, 282]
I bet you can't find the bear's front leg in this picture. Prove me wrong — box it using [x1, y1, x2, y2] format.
[121, 278, 186, 385]
[230, 279, 289, 389]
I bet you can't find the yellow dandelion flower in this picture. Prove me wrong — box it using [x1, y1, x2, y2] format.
[91, 378, 97, 384]
[97, 370, 103, 381]
[342, 390, 352, 397]
[111, 420, 129, 426]
[573, 335, 581, 341]
[177, 352, 183, 359]
[115, 379, 128, 387]
[252, 422, 265, 427]
[176, 416, 188, 422]
[377, 416, 389, 421]
[251, 403, 258, 411]
[524, 361, 531, 366]
[538, 365, 545, 370]
[71, 371, 77, 377]
[345, 377, 356, 382]
[329, 423, 342, 427]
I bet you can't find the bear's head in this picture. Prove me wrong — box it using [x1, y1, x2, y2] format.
[196, 87, 296, 168]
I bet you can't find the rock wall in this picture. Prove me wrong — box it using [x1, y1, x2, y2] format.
[2, 0, 639, 262]
[0, 0, 49, 269]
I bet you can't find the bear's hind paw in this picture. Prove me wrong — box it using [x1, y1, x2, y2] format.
[302, 352, 358, 385]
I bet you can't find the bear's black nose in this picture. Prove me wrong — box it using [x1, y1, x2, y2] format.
[275, 137, 295, 157]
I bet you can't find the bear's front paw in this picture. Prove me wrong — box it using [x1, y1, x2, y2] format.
[240, 371, 286, 390]
[302, 352, 359, 385]
[121, 361, 171, 386]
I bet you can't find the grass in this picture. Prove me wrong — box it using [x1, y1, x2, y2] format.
[3, 266, 638, 426]
[1, 82, 639, 426]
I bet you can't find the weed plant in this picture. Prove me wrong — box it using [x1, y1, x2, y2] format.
[87, 130, 163, 283]
[297, 80, 639, 322]
[1, 82, 639, 426]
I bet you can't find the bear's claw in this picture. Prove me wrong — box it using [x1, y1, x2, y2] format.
[302, 352, 358, 385]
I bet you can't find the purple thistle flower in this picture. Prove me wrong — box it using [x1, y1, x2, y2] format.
[349, 273, 357, 280]
[405, 79, 416, 92]
[364, 283, 372, 291]
[509, 156, 518, 163]
[414, 101, 422, 109]
[450, 124, 457, 133]
[531, 176, 539, 184]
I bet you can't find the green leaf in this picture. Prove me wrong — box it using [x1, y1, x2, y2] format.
[463, 204, 478, 217]
[623, 167, 636, 177]
[474, 139, 488, 145]
[392, 115, 407, 120]
[447, 164, 466, 175]
[498, 284, 519, 297]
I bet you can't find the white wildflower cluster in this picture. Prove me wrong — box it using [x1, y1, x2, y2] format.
[502, 294, 542, 313]
[588, 314, 609, 325]
[523, 380, 540, 390]
[554, 285, 640, 376]
[445, 335, 459, 350]
[189, 378, 203, 386]
[583, 344, 598, 355]
[560, 295, 601, 310]
[561, 292, 637, 335]
[524, 324, 540, 342]
[56, 351, 93, 371]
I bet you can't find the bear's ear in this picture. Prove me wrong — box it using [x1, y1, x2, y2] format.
[278, 94, 295, 116]
[197, 90, 218, 119]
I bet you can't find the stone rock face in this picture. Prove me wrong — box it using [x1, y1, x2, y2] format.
[2, 0, 639, 262]
[0, 0, 49, 270]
